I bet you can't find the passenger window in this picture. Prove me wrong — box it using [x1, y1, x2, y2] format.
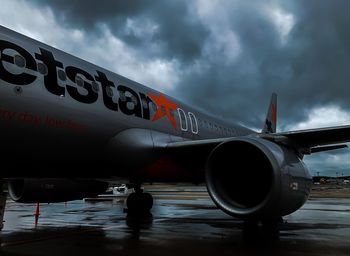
[131, 95, 138, 105]
[106, 86, 114, 97]
[58, 70, 67, 81]
[119, 91, 126, 101]
[75, 75, 84, 87]
[177, 108, 188, 131]
[37, 63, 48, 75]
[188, 112, 198, 134]
[232, 129, 236, 136]
[151, 102, 157, 111]
[91, 81, 99, 93]
[14, 55, 25, 68]
[142, 98, 149, 109]
[198, 118, 202, 127]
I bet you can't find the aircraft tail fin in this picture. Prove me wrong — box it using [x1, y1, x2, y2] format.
[262, 93, 277, 134]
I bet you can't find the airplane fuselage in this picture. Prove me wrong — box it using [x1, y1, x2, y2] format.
[0, 26, 252, 181]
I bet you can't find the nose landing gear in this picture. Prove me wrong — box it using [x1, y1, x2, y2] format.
[125, 185, 153, 216]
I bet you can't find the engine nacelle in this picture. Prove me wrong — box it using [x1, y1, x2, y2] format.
[8, 179, 108, 203]
[206, 137, 312, 219]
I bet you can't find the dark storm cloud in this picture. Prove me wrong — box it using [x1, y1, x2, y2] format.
[176, 2, 285, 128]
[31, 0, 209, 63]
[276, 1, 350, 126]
[177, 0, 350, 130]
[28, 0, 350, 131]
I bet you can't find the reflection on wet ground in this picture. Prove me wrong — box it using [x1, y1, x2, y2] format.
[1, 189, 350, 256]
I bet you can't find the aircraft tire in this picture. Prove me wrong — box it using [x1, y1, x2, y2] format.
[126, 192, 153, 215]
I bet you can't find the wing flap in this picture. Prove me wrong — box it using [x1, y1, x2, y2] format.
[310, 144, 348, 154]
[275, 125, 350, 147]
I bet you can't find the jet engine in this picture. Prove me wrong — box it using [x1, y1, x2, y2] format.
[205, 137, 312, 220]
[8, 179, 108, 203]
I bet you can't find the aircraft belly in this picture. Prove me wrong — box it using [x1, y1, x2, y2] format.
[134, 156, 204, 183]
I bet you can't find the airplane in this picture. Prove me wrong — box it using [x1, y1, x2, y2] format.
[0, 25, 349, 230]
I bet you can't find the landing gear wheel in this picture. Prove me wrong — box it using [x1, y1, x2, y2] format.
[126, 192, 153, 216]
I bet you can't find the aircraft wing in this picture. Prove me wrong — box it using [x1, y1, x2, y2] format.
[273, 125, 350, 148]
[167, 125, 350, 156]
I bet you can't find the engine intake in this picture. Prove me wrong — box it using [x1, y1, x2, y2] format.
[206, 137, 312, 219]
[8, 179, 108, 203]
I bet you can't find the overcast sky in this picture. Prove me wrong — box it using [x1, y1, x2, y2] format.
[1, 0, 350, 176]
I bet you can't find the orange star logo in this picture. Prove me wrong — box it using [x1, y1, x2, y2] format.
[147, 93, 178, 129]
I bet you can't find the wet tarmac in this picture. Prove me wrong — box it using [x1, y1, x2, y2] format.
[1, 187, 350, 256]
